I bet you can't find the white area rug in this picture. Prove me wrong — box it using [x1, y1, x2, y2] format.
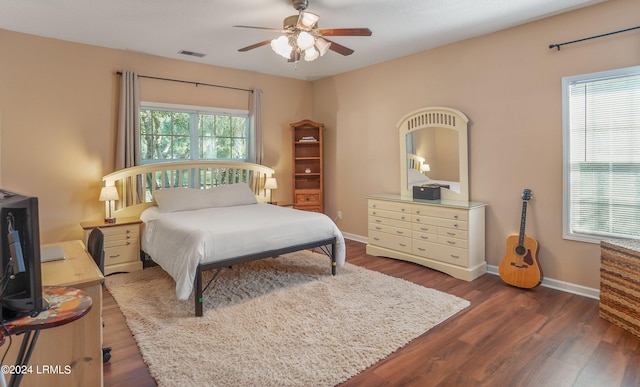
[106, 250, 469, 386]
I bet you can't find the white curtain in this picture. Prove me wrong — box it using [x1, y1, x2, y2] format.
[248, 88, 263, 165]
[116, 71, 140, 170]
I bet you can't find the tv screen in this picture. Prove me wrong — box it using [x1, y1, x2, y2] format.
[0, 190, 44, 320]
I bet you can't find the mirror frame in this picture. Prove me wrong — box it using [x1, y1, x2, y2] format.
[398, 106, 469, 202]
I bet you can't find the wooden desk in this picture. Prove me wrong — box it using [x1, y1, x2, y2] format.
[3, 240, 104, 387]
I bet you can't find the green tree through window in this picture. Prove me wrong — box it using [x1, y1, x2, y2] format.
[140, 103, 248, 163]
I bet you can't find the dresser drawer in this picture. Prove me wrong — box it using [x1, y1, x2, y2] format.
[369, 230, 411, 253]
[438, 227, 468, 240]
[412, 230, 437, 242]
[369, 199, 411, 214]
[413, 239, 468, 267]
[101, 224, 139, 237]
[438, 235, 468, 249]
[369, 222, 411, 237]
[413, 205, 468, 221]
[369, 208, 411, 222]
[105, 244, 139, 265]
[295, 193, 321, 205]
[369, 215, 411, 230]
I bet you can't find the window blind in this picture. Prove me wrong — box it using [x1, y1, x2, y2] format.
[565, 68, 640, 240]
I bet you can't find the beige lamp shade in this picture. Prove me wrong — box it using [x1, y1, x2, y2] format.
[99, 186, 119, 223]
[99, 186, 119, 202]
[264, 178, 278, 190]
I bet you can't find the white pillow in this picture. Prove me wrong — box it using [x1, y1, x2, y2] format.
[209, 183, 257, 207]
[153, 188, 212, 213]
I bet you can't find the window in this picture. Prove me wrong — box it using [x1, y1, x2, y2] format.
[139, 102, 249, 163]
[563, 65, 640, 243]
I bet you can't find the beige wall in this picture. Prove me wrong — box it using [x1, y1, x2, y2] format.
[0, 29, 311, 243]
[313, 0, 640, 290]
[0, 0, 637, 291]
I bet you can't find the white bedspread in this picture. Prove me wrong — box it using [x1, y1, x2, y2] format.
[140, 203, 346, 300]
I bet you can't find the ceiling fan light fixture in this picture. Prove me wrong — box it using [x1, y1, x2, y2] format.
[271, 36, 292, 58]
[315, 37, 331, 56]
[304, 47, 319, 61]
[296, 31, 315, 50]
[298, 11, 319, 29]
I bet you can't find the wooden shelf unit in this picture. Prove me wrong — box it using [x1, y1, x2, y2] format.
[291, 120, 324, 213]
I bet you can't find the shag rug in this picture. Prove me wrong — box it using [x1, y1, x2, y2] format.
[106, 250, 469, 386]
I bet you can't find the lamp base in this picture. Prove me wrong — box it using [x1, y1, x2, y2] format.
[104, 217, 116, 224]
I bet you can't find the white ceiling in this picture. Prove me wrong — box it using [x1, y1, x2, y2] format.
[0, 0, 606, 81]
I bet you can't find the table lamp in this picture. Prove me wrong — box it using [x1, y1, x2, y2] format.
[420, 163, 431, 177]
[264, 177, 278, 204]
[99, 186, 119, 223]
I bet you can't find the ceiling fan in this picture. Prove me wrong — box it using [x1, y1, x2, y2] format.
[233, 0, 372, 62]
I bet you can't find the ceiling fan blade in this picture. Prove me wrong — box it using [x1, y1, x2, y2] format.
[323, 39, 355, 56]
[318, 28, 372, 37]
[233, 25, 285, 33]
[238, 40, 272, 52]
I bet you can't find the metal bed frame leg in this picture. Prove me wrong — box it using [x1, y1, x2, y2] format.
[331, 241, 336, 276]
[195, 266, 203, 317]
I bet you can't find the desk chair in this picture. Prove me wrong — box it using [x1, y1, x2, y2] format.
[87, 228, 112, 364]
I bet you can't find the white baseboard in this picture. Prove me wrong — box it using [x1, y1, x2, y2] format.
[343, 233, 600, 300]
[486, 265, 600, 300]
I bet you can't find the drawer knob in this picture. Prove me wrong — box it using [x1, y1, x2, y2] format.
[399, 243, 407, 247]
[373, 237, 380, 241]
[416, 210, 420, 214]
[450, 254, 460, 259]
[447, 232, 455, 236]
[375, 226, 382, 230]
[109, 254, 121, 259]
[447, 241, 456, 245]
[418, 247, 426, 251]
[454, 224, 459, 228]
[401, 208, 405, 212]
[401, 216, 405, 220]
[126, 229, 131, 234]
[127, 241, 131, 245]
[396, 231, 404, 235]
[454, 215, 459, 219]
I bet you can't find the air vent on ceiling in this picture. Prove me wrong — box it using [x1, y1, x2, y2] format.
[178, 50, 206, 58]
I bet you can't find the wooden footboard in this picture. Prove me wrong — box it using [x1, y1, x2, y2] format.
[102, 161, 274, 218]
[194, 237, 337, 317]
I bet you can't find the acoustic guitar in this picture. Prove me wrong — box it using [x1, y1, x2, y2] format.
[498, 189, 542, 288]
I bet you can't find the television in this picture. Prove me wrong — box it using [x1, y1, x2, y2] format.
[0, 190, 45, 320]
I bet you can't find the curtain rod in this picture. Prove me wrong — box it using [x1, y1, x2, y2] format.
[549, 25, 640, 51]
[116, 71, 252, 92]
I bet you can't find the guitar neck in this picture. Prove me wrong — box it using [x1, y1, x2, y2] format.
[518, 200, 528, 246]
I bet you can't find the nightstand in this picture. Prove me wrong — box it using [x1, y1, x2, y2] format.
[80, 217, 143, 275]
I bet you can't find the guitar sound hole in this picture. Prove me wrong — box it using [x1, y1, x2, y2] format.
[515, 245, 527, 256]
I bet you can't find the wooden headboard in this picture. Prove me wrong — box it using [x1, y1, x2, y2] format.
[102, 161, 274, 218]
[407, 153, 426, 171]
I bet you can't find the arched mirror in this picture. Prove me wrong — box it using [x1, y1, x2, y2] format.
[398, 106, 469, 202]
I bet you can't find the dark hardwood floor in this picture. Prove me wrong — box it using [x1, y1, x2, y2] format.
[103, 239, 640, 386]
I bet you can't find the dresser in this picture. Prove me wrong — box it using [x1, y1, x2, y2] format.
[3, 240, 104, 386]
[81, 217, 142, 275]
[366, 194, 486, 281]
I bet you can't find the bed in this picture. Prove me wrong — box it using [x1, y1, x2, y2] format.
[102, 161, 345, 316]
[407, 154, 461, 193]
